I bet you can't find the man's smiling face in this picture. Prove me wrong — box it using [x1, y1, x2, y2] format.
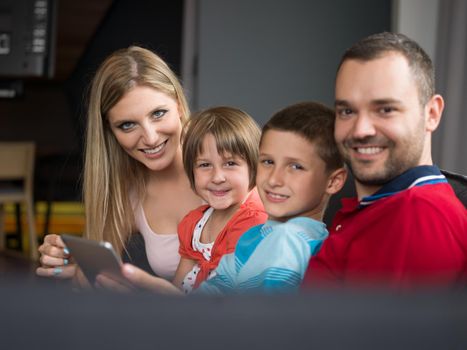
[334, 52, 429, 196]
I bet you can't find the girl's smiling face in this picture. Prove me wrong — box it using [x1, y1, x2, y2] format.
[193, 133, 251, 214]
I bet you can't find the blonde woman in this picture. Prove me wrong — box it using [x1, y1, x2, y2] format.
[36, 46, 202, 284]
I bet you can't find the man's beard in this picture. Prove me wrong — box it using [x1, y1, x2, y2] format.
[340, 133, 425, 187]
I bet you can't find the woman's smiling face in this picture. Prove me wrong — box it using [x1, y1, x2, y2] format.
[107, 85, 182, 172]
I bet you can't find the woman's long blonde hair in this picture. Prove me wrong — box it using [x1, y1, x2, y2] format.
[83, 46, 190, 253]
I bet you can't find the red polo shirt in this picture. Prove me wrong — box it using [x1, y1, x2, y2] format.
[303, 166, 467, 289]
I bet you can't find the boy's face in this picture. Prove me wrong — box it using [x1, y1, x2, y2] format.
[257, 130, 330, 222]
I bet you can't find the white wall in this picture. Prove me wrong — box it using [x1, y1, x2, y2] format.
[183, 0, 391, 125]
[392, 0, 439, 62]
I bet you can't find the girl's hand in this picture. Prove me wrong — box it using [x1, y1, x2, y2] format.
[36, 234, 77, 279]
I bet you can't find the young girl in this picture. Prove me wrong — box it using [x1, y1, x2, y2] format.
[174, 106, 267, 293]
[96, 106, 267, 293]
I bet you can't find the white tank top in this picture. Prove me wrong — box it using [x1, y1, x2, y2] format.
[134, 203, 180, 280]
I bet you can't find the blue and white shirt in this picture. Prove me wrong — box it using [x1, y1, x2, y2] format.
[197, 217, 328, 294]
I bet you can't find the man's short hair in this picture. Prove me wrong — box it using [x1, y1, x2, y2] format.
[337, 32, 435, 106]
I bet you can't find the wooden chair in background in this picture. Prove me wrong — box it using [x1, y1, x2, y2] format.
[0, 142, 38, 260]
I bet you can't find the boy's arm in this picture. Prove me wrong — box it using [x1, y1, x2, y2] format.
[225, 212, 268, 253]
[237, 222, 325, 293]
[198, 221, 326, 294]
[195, 253, 237, 295]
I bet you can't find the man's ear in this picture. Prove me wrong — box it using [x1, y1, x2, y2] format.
[326, 167, 348, 195]
[425, 94, 444, 132]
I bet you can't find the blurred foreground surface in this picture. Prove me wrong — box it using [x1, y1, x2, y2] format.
[1, 264, 467, 350]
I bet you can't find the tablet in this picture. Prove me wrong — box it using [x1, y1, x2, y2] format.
[61, 234, 126, 286]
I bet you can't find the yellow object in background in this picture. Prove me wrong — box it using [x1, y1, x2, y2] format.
[4, 201, 84, 251]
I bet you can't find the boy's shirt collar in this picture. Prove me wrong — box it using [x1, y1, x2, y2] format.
[342, 165, 447, 211]
[262, 216, 326, 236]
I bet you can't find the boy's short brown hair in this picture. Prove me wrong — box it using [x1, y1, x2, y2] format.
[183, 106, 261, 190]
[261, 102, 343, 172]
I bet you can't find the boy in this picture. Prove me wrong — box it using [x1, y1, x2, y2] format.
[198, 102, 347, 294]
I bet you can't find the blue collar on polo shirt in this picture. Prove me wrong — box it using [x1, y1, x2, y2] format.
[359, 165, 448, 208]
